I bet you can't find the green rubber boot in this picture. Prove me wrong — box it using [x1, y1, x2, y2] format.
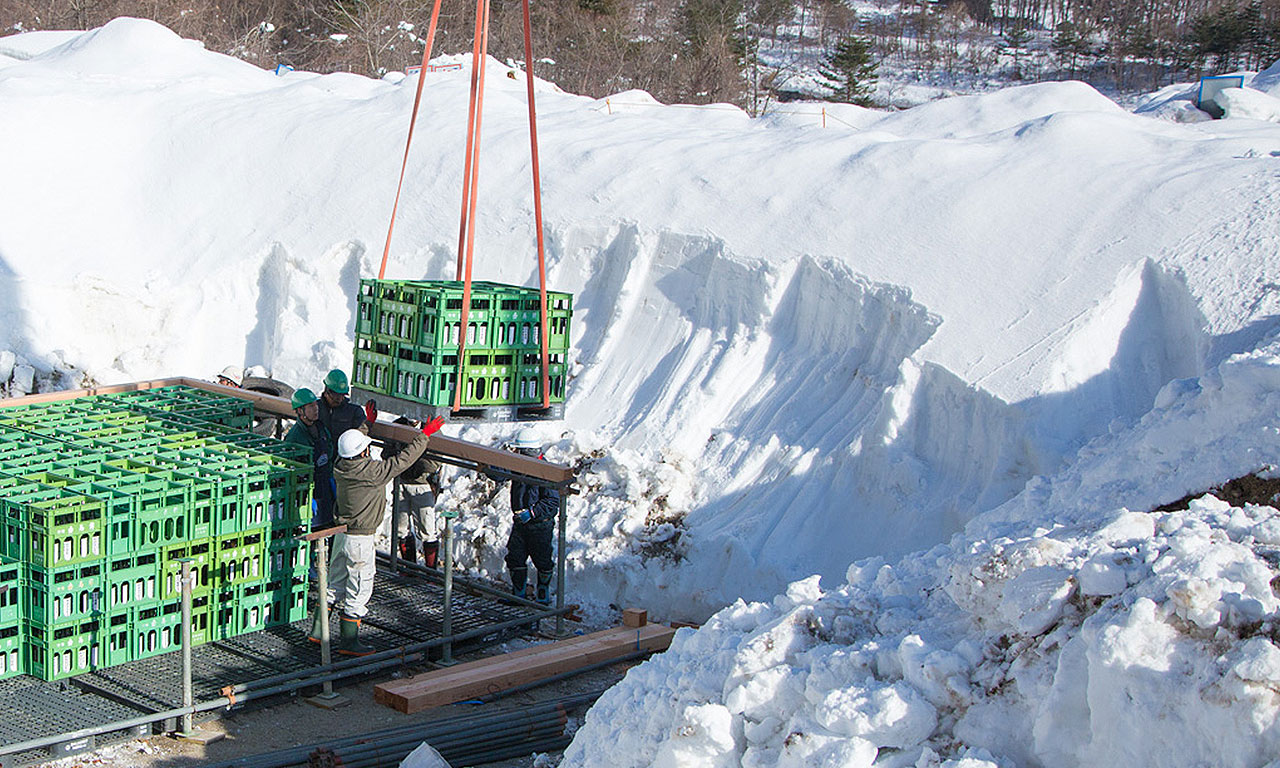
[308, 604, 333, 644]
[337, 615, 375, 657]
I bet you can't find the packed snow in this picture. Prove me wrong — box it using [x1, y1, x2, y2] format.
[3, 17, 1280, 766]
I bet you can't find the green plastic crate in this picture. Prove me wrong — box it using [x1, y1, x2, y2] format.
[0, 624, 23, 679]
[105, 551, 159, 613]
[160, 539, 214, 600]
[27, 618, 104, 680]
[215, 530, 267, 588]
[266, 574, 309, 626]
[25, 562, 105, 627]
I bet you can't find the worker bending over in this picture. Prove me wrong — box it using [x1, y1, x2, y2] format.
[320, 418, 443, 655]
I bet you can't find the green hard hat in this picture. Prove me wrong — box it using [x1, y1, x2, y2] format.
[323, 369, 350, 395]
[291, 388, 318, 409]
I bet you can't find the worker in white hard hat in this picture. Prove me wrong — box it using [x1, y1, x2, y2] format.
[503, 428, 560, 605]
[216, 365, 243, 388]
[316, 418, 444, 655]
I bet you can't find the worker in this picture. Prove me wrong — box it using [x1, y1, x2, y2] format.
[216, 365, 243, 388]
[384, 416, 444, 567]
[317, 369, 368, 457]
[504, 428, 560, 605]
[283, 388, 335, 530]
[321, 419, 443, 655]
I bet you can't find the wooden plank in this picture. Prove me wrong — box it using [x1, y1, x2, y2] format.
[374, 624, 676, 713]
[0, 377, 188, 407]
[177, 378, 575, 485]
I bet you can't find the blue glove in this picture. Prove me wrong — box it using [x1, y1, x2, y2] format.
[514, 509, 533, 525]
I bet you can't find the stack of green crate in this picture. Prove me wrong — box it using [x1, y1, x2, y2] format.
[352, 279, 572, 409]
[0, 385, 312, 681]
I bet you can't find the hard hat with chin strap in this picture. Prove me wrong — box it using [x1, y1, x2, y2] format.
[291, 388, 318, 409]
[338, 429, 372, 458]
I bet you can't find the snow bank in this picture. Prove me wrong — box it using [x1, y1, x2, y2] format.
[1219, 87, 1280, 123]
[564, 342, 1280, 766]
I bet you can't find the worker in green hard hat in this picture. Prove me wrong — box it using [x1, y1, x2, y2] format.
[318, 369, 369, 459]
[284, 388, 335, 529]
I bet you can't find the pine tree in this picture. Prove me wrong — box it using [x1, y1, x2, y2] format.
[1000, 24, 1031, 79]
[819, 34, 879, 106]
[1051, 20, 1093, 78]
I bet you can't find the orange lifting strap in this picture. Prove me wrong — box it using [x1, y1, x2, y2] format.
[377, 0, 554, 412]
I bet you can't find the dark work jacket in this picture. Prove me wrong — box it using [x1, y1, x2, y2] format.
[318, 399, 366, 456]
[284, 420, 334, 492]
[510, 482, 560, 524]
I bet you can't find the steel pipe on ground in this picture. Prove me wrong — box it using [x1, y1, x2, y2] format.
[316, 722, 566, 765]
[326, 735, 574, 768]
[203, 692, 602, 768]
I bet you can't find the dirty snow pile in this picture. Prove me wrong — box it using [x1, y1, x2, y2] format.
[564, 341, 1280, 766]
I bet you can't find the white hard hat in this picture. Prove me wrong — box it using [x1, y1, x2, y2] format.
[218, 365, 243, 383]
[513, 428, 541, 451]
[338, 429, 373, 458]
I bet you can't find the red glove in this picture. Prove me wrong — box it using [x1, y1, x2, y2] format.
[422, 416, 445, 436]
[364, 399, 377, 424]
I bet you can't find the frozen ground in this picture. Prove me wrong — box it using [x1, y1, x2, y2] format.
[3, 18, 1280, 766]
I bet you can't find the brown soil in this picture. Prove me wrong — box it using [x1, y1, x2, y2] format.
[1152, 471, 1280, 513]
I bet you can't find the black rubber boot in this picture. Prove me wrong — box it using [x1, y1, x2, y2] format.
[510, 566, 529, 599]
[422, 540, 439, 569]
[336, 615, 375, 656]
[535, 570, 553, 606]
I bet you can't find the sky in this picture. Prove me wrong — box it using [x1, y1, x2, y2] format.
[4, 18, 1280, 766]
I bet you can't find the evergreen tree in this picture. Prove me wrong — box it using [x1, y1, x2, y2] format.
[1051, 20, 1094, 78]
[819, 33, 879, 106]
[1188, 6, 1247, 71]
[1000, 23, 1031, 79]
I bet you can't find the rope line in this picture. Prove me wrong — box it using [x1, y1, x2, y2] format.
[376, 0, 445, 280]
[522, 0, 552, 409]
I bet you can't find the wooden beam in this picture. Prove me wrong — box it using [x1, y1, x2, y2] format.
[0, 377, 188, 407]
[374, 624, 676, 713]
[177, 378, 574, 485]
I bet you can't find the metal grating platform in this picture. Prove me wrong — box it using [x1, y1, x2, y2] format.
[0, 566, 543, 764]
[0, 676, 148, 766]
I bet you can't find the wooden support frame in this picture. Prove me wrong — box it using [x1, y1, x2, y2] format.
[0, 376, 575, 485]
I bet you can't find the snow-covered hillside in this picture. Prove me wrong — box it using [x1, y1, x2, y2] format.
[5, 19, 1280, 763]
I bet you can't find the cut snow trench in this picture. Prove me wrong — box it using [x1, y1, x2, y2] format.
[445, 227, 1213, 622]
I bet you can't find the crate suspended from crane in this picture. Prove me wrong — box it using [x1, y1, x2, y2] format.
[349, 279, 572, 422]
